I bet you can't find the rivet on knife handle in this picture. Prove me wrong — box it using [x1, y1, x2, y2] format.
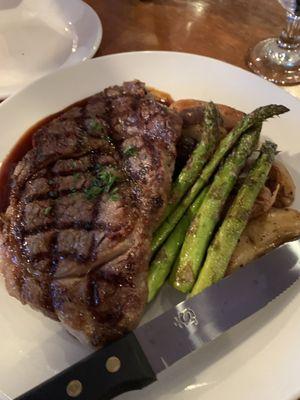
[66, 380, 83, 398]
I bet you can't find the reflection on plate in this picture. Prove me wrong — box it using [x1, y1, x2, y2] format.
[0, 52, 300, 400]
[0, 0, 102, 99]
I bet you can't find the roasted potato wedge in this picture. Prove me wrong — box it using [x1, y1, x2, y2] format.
[267, 160, 296, 208]
[170, 99, 245, 132]
[147, 86, 174, 106]
[227, 208, 300, 275]
[250, 184, 280, 219]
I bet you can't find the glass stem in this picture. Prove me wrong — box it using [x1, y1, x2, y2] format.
[278, 12, 300, 49]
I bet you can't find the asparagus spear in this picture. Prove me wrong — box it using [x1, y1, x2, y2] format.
[148, 186, 209, 302]
[191, 141, 277, 296]
[152, 104, 288, 254]
[165, 102, 219, 216]
[170, 125, 261, 293]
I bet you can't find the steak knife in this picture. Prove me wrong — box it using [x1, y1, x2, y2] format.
[15, 242, 300, 400]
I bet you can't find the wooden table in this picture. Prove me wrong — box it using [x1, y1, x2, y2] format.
[85, 0, 300, 99]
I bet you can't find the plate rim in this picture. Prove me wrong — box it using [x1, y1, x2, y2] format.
[1, 50, 299, 108]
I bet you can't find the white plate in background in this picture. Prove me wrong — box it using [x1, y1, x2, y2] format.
[0, 0, 102, 99]
[0, 52, 300, 400]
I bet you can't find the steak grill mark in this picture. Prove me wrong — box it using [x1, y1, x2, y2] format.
[19, 153, 125, 273]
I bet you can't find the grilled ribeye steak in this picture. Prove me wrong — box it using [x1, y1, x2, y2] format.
[0, 81, 182, 346]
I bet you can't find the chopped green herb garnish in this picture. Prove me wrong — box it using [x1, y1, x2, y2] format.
[44, 206, 52, 216]
[91, 177, 99, 187]
[110, 187, 120, 201]
[84, 168, 119, 200]
[89, 119, 103, 132]
[71, 160, 77, 168]
[110, 193, 120, 201]
[48, 179, 54, 185]
[97, 170, 117, 192]
[70, 187, 77, 193]
[84, 185, 103, 200]
[103, 135, 113, 143]
[123, 145, 139, 158]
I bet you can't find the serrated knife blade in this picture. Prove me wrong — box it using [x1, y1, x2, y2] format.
[136, 241, 300, 373]
[15, 241, 300, 400]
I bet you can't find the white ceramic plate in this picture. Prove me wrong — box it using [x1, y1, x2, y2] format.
[0, 0, 102, 99]
[0, 52, 300, 400]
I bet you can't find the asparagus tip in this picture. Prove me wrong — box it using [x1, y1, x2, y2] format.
[252, 104, 289, 124]
[205, 101, 218, 117]
[275, 104, 289, 114]
[266, 104, 289, 115]
[260, 140, 278, 161]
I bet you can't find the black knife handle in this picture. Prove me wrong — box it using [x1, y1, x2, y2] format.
[15, 332, 156, 400]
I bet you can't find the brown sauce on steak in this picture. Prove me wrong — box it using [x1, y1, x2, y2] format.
[0, 99, 90, 212]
